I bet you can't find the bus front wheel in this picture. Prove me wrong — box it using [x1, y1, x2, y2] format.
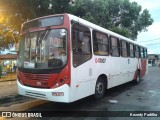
[94, 77, 106, 99]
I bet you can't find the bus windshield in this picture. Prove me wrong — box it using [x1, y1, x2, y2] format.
[18, 29, 67, 69]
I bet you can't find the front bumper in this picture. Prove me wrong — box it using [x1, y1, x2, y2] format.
[17, 80, 70, 103]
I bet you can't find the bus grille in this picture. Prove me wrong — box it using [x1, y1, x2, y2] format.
[18, 71, 56, 88]
[23, 73, 51, 81]
[25, 91, 47, 99]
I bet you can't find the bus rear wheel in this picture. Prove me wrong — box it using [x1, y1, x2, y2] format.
[94, 77, 106, 99]
[135, 71, 140, 84]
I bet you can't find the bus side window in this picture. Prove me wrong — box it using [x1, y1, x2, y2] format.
[129, 43, 134, 58]
[135, 45, 139, 58]
[138, 46, 140, 58]
[140, 47, 144, 58]
[93, 31, 109, 56]
[72, 23, 92, 67]
[121, 40, 128, 57]
[143, 48, 147, 58]
[110, 37, 120, 57]
[146, 49, 148, 58]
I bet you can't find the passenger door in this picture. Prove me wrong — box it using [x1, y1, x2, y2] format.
[71, 22, 93, 100]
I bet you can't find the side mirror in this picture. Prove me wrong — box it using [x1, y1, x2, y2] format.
[75, 31, 83, 42]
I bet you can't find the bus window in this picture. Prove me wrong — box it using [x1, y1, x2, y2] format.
[121, 40, 128, 57]
[93, 31, 109, 55]
[72, 24, 91, 67]
[140, 47, 144, 58]
[146, 49, 148, 58]
[144, 48, 147, 58]
[138, 46, 141, 58]
[135, 45, 140, 58]
[110, 37, 120, 57]
[129, 43, 134, 58]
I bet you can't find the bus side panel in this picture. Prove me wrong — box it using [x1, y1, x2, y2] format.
[140, 59, 147, 77]
[69, 56, 139, 102]
[70, 60, 95, 102]
[107, 57, 128, 89]
[107, 57, 138, 89]
[128, 58, 139, 81]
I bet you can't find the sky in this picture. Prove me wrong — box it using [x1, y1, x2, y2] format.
[130, 0, 160, 54]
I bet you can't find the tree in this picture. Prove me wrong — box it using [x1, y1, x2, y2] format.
[51, 0, 72, 14]
[0, 16, 19, 51]
[0, 0, 36, 50]
[71, 0, 153, 40]
[0, 0, 153, 50]
[0, 0, 73, 29]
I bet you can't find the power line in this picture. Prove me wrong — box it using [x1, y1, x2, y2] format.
[146, 43, 160, 46]
[137, 38, 160, 43]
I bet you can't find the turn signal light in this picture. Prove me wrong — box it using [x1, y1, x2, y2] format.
[54, 76, 68, 88]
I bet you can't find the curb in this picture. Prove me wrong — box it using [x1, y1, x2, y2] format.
[0, 79, 16, 82]
[0, 94, 27, 105]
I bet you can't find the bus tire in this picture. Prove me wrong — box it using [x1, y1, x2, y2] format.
[135, 71, 140, 84]
[94, 77, 106, 99]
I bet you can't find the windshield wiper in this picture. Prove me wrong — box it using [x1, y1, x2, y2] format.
[38, 30, 50, 45]
[38, 26, 52, 45]
[35, 27, 52, 62]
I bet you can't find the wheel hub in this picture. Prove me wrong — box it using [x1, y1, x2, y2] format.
[96, 82, 104, 94]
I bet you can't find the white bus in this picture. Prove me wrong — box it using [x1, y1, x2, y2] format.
[17, 13, 148, 103]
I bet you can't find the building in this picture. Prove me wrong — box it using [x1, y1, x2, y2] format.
[0, 54, 17, 77]
[158, 55, 160, 66]
[148, 54, 159, 67]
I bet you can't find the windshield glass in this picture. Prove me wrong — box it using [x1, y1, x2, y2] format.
[18, 29, 67, 69]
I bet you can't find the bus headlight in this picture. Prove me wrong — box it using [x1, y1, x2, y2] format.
[54, 76, 68, 88]
[56, 82, 59, 87]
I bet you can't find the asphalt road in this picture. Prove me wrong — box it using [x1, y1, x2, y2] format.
[1, 67, 160, 120]
[0, 81, 17, 97]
